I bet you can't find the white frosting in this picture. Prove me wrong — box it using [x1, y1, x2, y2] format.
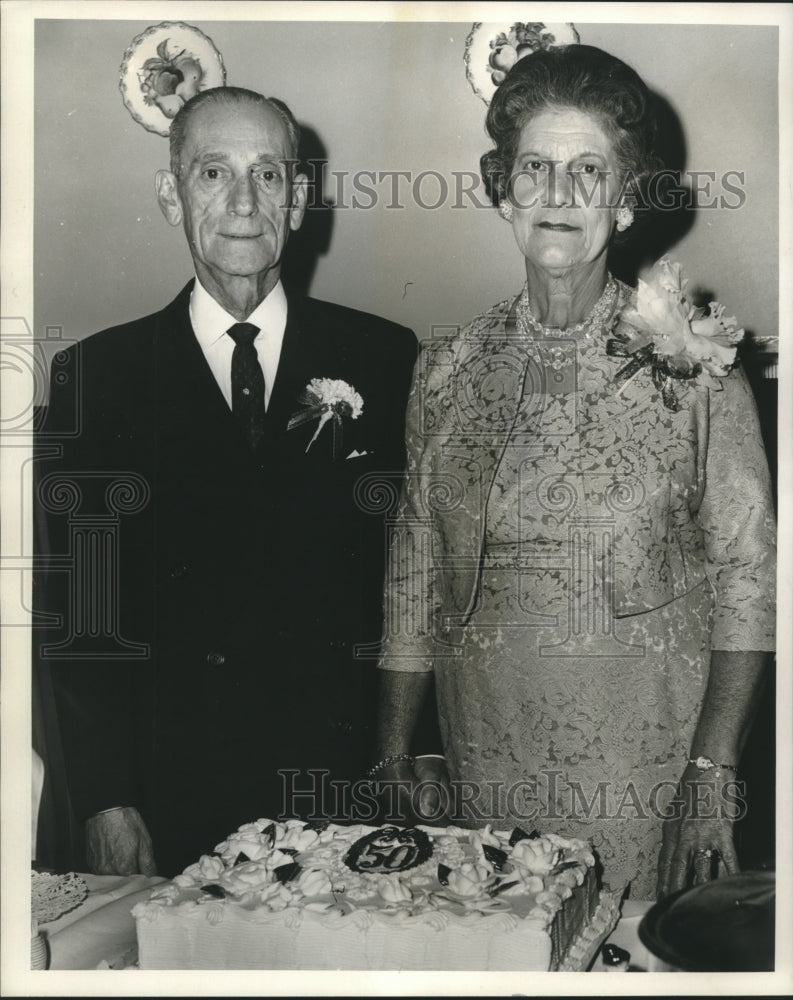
[445, 863, 492, 898]
[134, 819, 609, 971]
[377, 875, 413, 904]
[510, 838, 560, 874]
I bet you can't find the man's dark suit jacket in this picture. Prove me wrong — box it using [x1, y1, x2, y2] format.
[35, 281, 417, 874]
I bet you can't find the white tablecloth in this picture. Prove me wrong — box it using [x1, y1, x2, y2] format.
[40, 873, 165, 970]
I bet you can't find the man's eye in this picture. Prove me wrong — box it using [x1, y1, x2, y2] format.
[255, 169, 282, 185]
[203, 168, 224, 181]
[526, 160, 546, 172]
[576, 164, 600, 175]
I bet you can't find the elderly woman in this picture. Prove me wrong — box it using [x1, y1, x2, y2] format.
[373, 44, 775, 900]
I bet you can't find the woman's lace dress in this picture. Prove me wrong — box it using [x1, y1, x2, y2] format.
[432, 283, 775, 899]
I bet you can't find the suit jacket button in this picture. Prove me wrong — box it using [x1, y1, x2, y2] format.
[207, 651, 226, 667]
[170, 563, 188, 579]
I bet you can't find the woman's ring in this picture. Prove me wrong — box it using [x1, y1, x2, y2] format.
[694, 848, 713, 859]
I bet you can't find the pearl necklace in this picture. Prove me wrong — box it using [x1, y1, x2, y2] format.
[516, 275, 619, 340]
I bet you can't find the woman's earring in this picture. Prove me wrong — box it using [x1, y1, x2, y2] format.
[499, 199, 514, 222]
[616, 204, 634, 232]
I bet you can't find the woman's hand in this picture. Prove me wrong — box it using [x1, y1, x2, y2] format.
[656, 764, 741, 898]
[372, 755, 451, 827]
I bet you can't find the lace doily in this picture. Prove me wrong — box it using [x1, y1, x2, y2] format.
[32, 870, 88, 924]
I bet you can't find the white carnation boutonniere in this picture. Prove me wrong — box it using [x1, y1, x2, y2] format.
[287, 378, 364, 457]
[606, 256, 744, 411]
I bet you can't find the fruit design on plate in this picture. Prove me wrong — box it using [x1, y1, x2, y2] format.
[139, 38, 203, 118]
[489, 23, 561, 83]
[464, 21, 580, 105]
[120, 22, 226, 136]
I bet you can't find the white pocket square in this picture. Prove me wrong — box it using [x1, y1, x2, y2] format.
[346, 449, 369, 460]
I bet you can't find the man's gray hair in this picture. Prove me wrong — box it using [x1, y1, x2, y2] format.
[169, 86, 301, 177]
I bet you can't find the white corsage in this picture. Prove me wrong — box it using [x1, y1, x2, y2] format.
[287, 378, 364, 457]
[606, 257, 744, 411]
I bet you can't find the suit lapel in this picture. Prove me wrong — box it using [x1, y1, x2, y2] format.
[263, 296, 358, 457]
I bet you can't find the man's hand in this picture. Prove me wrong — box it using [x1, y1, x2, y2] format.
[412, 755, 451, 824]
[85, 806, 157, 876]
[374, 756, 451, 827]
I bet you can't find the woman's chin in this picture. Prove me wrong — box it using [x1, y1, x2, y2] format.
[523, 251, 586, 274]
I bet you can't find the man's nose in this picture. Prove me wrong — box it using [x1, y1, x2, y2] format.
[228, 173, 257, 216]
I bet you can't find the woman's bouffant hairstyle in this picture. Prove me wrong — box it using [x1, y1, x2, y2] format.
[480, 45, 663, 234]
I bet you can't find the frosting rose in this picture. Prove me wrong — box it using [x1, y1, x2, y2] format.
[182, 854, 225, 882]
[220, 860, 274, 896]
[445, 863, 492, 898]
[237, 821, 265, 835]
[217, 850, 294, 896]
[377, 876, 413, 904]
[297, 867, 332, 898]
[216, 830, 272, 863]
[510, 839, 560, 875]
[277, 825, 320, 853]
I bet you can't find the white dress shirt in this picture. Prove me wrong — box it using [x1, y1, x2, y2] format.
[189, 278, 288, 411]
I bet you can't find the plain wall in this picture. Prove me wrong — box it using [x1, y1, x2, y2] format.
[34, 19, 778, 365]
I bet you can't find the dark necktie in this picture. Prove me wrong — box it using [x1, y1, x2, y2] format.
[227, 322, 265, 449]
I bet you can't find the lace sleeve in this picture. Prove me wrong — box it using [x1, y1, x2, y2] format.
[377, 337, 451, 673]
[699, 366, 776, 650]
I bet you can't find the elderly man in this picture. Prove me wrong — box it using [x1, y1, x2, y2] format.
[37, 87, 417, 876]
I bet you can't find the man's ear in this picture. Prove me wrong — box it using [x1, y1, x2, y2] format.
[288, 173, 308, 233]
[155, 170, 183, 227]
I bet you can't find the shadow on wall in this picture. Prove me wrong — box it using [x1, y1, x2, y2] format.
[282, 124, 333, 300]
[609, 90, 694, 285]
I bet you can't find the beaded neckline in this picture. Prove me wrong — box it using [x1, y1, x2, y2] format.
[516, 275, 619, 341]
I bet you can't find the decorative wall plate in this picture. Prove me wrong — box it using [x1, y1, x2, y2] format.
[119, 21, 226, 136]
[464, 21, 580, 104]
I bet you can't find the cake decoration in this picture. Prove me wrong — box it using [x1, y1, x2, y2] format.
[481, 843, 508, 871]
[344, 825, 433, 874]
[200, 884, 226, 898]
[273, 861, 302, 884]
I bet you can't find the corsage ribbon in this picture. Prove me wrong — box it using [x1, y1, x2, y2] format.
[287, 378, 364, 459]
[605, 337, 701, 412]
